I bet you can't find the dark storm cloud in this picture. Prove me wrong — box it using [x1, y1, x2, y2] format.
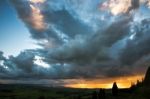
[29, 15, 135, 79]
[0, 51, 11, 78]
[0, 50, 63, 79]
[10, 0, 92, 45]
[3, 0, 150, 81]
[0, 50, 34, 78]
[49, 16, 131, 65]
[129, 0, 140, 10]
[0, 51, 5, 60]
[120, 18, 150, 65]
[0, 50, 44, 79]
[8, 51, 35, 72]
[44, 9, 92, 37]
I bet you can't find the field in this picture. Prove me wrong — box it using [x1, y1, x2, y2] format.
[0, 84, 134, 99]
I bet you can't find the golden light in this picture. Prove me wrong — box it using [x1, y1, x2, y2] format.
[29, 0, 45, 4]
[108, 0, 131, 15]
[100, 0, 150, 15]
[28, 0, 46, 31]
[111, 0, 131, 15]
[29, 4, 45, 30]
[100, 0, 136, 15]
[64, 75, 144, 89]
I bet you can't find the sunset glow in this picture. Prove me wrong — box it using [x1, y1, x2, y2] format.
[100, 0, 149, 15]
[65, 75, 144, 89]
[29, 0, 46, 31]
[29, 0, 45, 4]
[100, 0, 131, 15]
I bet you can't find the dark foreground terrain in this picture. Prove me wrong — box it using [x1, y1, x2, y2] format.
[1, 66, 150, 99]
[0, 83, 149, 99]
[1, 67, 150, 99]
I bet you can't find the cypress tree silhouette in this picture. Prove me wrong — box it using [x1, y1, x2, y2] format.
[92, 91, 97, 99]
[98, 89, 106, 99]
[112, 82, 118, 96]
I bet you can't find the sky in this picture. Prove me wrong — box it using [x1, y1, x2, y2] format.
[0, 0, 150, 88]
[0, 0, 41, 57]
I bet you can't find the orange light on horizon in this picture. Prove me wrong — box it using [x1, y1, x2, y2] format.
[64, 75, 144, 89]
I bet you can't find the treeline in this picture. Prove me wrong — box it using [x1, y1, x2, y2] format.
[91, 82, 119, 99]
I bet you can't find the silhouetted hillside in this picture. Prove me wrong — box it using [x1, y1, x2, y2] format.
[129, 66, 150, 99]
[144, 67, 150, 86]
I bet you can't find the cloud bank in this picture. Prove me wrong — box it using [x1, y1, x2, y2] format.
[1, 0, 150, 85]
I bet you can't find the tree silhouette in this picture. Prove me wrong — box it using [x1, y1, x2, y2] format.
[130, 82, 136, 92]
[112, 82, 118, 96]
